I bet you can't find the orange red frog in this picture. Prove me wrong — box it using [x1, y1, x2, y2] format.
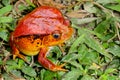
[10, 6, 73, 71]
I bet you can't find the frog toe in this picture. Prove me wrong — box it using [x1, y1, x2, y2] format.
[51, 63, 68, 72]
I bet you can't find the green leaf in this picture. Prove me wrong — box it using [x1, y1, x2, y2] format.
[94, 19, 110, 34]
[97, 0, 118, 5]
[21, 66, 36, 77]
[0, 17, 13, 23]
[68, 34, 85, 54]
[81, 75, 95, 80]
[84, 35, 112, 59]
[104, 68, 116, 74]
[107, 76, 118, 80]
[62, 69, 82, 80]
[78, 29, 112, 59]
[106, 4, 120, 12]
[18, 59, 25, 68]
[0, 5, 12, 16]
[115, 0, 120, 3]
[107, 45, 120, 57]
[6, 60, 17, 66]
[10, 70, 23, 78]
[107, 59, 120, 69]
[94, 17, 116, 41]
[67, 61, 83, 70]
[43, 70, 57, 80]
[0, 28, 8, 41]
[6, 60, 19, 72]
[2, 73, 15, 80]
[78, 49, 99, 65]
[25, 0, 36, 7]
[62, 54, 80, 61]
[39, 69, 46, 80]
[99, 68, 116, 80]
[0, 60, 3, 65]
[2, 0, 10, 6]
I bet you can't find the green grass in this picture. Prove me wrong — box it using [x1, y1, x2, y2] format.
[0, 0, 120, 80]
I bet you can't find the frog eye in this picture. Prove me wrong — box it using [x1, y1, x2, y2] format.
[52, 31, 61, 39]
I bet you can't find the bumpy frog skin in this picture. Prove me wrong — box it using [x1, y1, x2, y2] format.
[10, 6, 73, 71]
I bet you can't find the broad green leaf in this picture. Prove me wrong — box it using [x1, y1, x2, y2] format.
[93, 17, 115, 41]
[65, 60, 83, 69]
[81, 75, 96, 80]
[106, 4, 120, 12]
[18, 59, 25, 68]
[43, 70, 57, 80]
[2, 73, 15, 80]
[78, 29, 112, 59]
[78, 49, 99, 65]
[0, 17, 13, 23]
[6, 60, 17, 66]
[0, 5, 12, 16]
[21, 66, 36, 77]
[107, 76, 119, 80]
[107, 59, 120, 69]
[6, 60, 19, 72]
[115, 0, 120, 3]
[68, 34, 85, 54]
[107, 45, 120, 57]
[10, 70, 23, 78]
[0, 60, 3, 65]
[84, 35, 112, 59]
[62, 54, 81, 61]
[40, 69, 46, 80]
[99, 68, 116, 80]
[0, 28, 8, 41]
[78, 44, 88, 54]
[104, 68, 116, 74]
[99, 74, 108, 80]
[62, 69, 82, 80]
[94, 19, 110, 34]
[71, 17, 97, 25]
[96, 0, 118, 4]
[2, 0, 10, 6]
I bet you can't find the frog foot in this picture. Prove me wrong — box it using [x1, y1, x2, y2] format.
[51, 63, 68, 71]
[38, 47, 68, 71]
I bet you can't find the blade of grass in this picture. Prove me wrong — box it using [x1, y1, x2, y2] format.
[25, 0, 36, 7]
[0, 17, 13, 23]
[0, 5, 12, 16]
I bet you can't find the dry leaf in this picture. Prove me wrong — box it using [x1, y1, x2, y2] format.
[33, 0, 65, 9]
[89, 63, 101, 69]
[66, 10, 90, 18]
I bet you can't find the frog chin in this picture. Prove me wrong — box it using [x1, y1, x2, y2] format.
[19, 48, 40, 56]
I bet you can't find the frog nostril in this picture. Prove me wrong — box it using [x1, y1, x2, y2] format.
[37, 42, 40, 44]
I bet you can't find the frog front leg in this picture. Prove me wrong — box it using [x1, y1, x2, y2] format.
[11, 45, 25, 60]
[38, 47, 67, 71]
[9, 33, 26, 62]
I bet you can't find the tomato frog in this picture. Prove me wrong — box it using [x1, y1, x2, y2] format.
[10, 6, 73, 71]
